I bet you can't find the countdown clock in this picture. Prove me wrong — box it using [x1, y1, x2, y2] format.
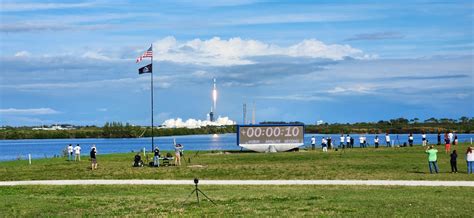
[237, 124, 304, 152]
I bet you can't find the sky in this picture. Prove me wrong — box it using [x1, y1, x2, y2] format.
[0, 0, 473, 126]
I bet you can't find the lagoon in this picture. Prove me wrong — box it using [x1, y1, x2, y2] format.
[0, 133, 472, 161]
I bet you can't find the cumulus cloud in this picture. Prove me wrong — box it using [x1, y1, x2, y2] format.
[151, 36, 374, 66]
[0, 108, 60, 115]
[161, 117, 236, 128]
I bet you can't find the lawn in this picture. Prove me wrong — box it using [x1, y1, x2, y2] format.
[1, 143, 473, 181]
[1, 185, 472, 217]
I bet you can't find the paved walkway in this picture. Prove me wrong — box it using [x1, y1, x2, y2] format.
[1, 180, 473, 186]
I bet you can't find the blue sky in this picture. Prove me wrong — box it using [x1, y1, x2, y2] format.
[0, 0, 473, 126]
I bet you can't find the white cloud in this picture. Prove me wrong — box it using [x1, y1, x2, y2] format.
[151, 36, 374, 66]
[0, 108, 60, 115]
[14, 51, 31, 57]
[1, 2, 94, 12]
[161, 117, 235, 128]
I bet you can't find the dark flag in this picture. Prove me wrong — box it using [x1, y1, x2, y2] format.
[138, 64, 152, 74]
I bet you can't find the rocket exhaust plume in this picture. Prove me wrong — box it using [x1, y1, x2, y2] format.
[212, 78, 217, 112]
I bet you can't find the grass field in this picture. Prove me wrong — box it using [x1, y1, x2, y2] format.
[1, 185, 473, 216]
[1, 143, 473, 181]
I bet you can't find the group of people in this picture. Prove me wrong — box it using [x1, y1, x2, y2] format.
[133, 143, 184, 167]
[425, 146, 474, 174]
[310, 131, 460, 150]
[66, 144, 97, 170]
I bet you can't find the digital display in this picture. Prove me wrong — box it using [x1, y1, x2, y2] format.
[237, 125, 304, 148]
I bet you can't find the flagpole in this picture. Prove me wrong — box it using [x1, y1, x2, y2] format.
[151, 43, 154, 152]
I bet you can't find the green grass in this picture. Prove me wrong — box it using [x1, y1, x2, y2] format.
[1, 143, 473, 181]
[1, 185, 472, 216]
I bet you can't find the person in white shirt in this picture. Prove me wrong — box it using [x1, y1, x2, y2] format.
[322, 137, 327, 152]
[67, 144, 73, 161]
[448, 132, 454, 144]
[340, 134, 345, 148]
[374, 135, 380, 148]
[311, 136, 316, 150]
[422, 133, 427, 146]
[385, 133, 391, 147]
[346, 135, 351, 148]
[466, 147, 474, 174]
[359, 136, 364, 148]
[74, 144, 81, 161]
[408, 133, 414, 147]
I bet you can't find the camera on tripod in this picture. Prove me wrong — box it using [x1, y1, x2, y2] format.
[194, 178, 199, 185]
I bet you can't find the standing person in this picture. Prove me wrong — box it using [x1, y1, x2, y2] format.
[467, 147, 474, 174]
[321, 137, 328, 152]
[311, 136, 316, 150]
[174, 143, 182, 166]
[444, 133, 451, 154]
[359, 135, 364, 148]
[408, 133, 414, 147]
[422, 132, 427, 146]
[74, 144, 81, 161]
[425, 145, 439, 174]
[374, 135, 380, 148]
[454, 133, 458, 146]
[90, 147, 97, 170]
[153, 147, 160, 167]
[448, 131, 454, 145]
[327, 137, 332, 149]
[450, 150, 458, 173]
[385, 133, 391, 147]
[340, 134, 345, 149]
[346, 134, 351, 148]
[67, 144, 73, 161]
[437, 132, 441, 145]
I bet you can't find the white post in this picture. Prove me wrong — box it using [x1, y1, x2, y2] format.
[28, 154, 31, 165]
[143, 147, 146, 157]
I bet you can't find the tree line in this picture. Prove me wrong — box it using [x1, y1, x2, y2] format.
[0, 117, 472, 140]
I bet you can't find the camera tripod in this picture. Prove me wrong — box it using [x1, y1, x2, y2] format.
[184, 178, 216, 206]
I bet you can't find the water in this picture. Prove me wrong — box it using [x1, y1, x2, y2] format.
[0, 133, 472, 161]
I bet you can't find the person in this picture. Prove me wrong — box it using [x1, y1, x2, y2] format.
[425, 145, 439, 174]
[385, 133, 391, 147]
[350, 137, 354, 148]
[408, 133, 414, 147]
[450, 150, 457, 173]
[454, 133, 458, 146]
[444, 133, 451, 154]
[174, 143, 182, 166]
[346, 134, 351, 148]
[374, 135, 379, 148]
[67, 144, 73, 161]
[448, 131, 454, 145]
[321, 137, 327, 152]
[74, 144, 81, 161]
[153, 147, 160, 167]
[340, 134, 345, 149]
[359, 135, 364, 148]
[467, 147, 474, 174]
[133, 153, 143, 167]
[311, 136, 316, 150]
[90, 147, 97, 170]
[437, 132, 441, 145]
[327, 137, 332, 149]
[422, 132, 427, 146]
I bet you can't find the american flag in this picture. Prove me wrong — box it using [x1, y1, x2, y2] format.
[136, 46, 153, 63]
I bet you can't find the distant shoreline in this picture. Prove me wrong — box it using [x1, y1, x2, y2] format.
[1, 122, 472, 140]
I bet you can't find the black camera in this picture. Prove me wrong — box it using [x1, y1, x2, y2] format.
[194, 178, 199, 184]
